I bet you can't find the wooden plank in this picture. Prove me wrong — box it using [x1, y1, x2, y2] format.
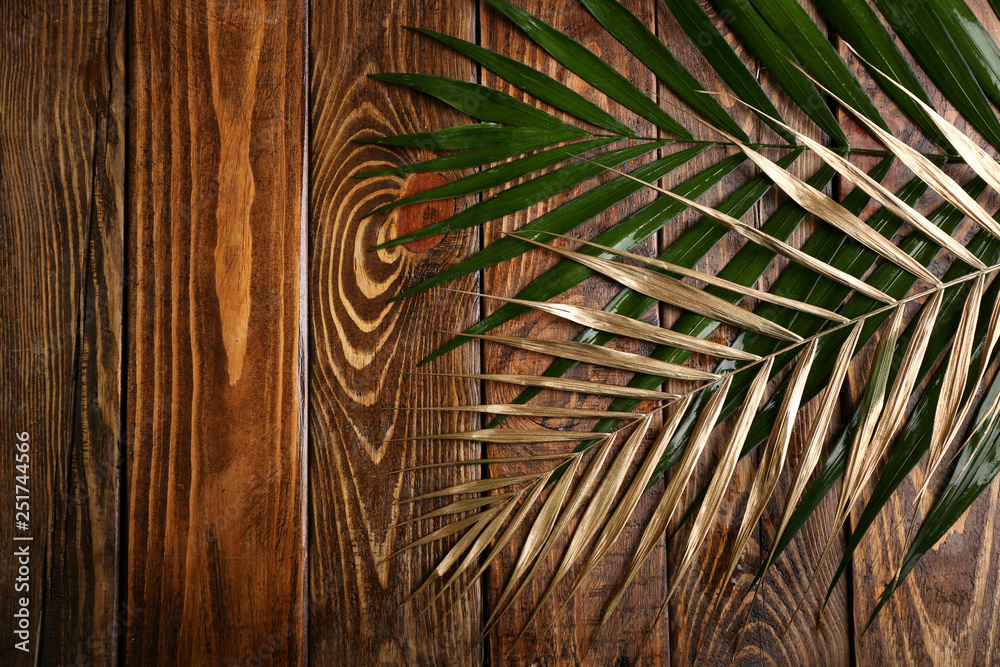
[125, 0, 307, 663]
[308, 0, 483, 664]
[658, 1, 851, 663]
[846, 2, 1000, 662]
[477, 2, 669, 664]
[0, 1, 125, 663]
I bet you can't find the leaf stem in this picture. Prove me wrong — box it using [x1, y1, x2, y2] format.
[625, 260, 1000, 432]
[509, 260, 1000, 470]
[615, 133, 964, 161]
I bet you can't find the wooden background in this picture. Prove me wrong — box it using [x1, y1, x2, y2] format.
[1, 0, 999, 664]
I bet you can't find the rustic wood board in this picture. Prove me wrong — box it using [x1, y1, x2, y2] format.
[308, 0, 483, 664]
[5, 0, 1000, 664]
[0, 1, 125, 663]
[125, 0, 307, 663]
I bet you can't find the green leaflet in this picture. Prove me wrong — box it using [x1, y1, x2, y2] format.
[354, 132, 589, 178]
[407, 27, 636, 136]
[357, 124, 587, 151]
[421, 153, 747, 362]
[484, 0, 694, 139]
[662, 0, 794, 143]
[393, 144, 707, 301]
[364, 138, 617, 218]
[872, 0, 1000, 149]
[869, 365, 1000, 628]
[814, 0, 951, 150]
[373, 140, 669, 250]
[747, 0, 888, 134]
[928, 0, 1000, 112]
[578, 0, 750, 142]
[369, 73, 582, 132]
[710, 0, 849, 144]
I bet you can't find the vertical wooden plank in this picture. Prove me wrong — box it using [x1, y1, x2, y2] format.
[658, 1, 851, 663]
[0, 0, 125, 663]
[308, 0, 482, 664]
[43, 0, 129, 662]
[477, 2, 668, 664]
[846, 2, 1000, 662]
[126, 0, 307, 663]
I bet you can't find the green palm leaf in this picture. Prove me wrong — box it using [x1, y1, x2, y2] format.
[357, 0, 1000, 657]
[814, 0, 951, 149]
[484, 0, 693, 137]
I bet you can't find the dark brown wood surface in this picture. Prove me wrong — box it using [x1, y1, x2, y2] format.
[3, 0, 1000, 665]
[0, 0, 126, 664]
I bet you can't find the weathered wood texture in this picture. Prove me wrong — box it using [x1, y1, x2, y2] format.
[125, 0, 307, 663]
[6, 0, 1000, 664]
[0, 0, 125, 664]
[308, 0, 483, 664]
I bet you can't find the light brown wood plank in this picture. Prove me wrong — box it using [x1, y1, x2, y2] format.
[125, 0, 307, 662]
[308, 0, 483, 664]
[477, 1, 668, 664]
[0, 1, 125, 663]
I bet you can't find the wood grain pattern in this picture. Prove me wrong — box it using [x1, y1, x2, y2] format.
[5, 0, 1000, 664]
[0, 0, 125, 663]
[308, 0, 483, 664]
[844, 2, 1000, 663]
[477, 2, 670, 664]
[125, 0, 307, 663]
